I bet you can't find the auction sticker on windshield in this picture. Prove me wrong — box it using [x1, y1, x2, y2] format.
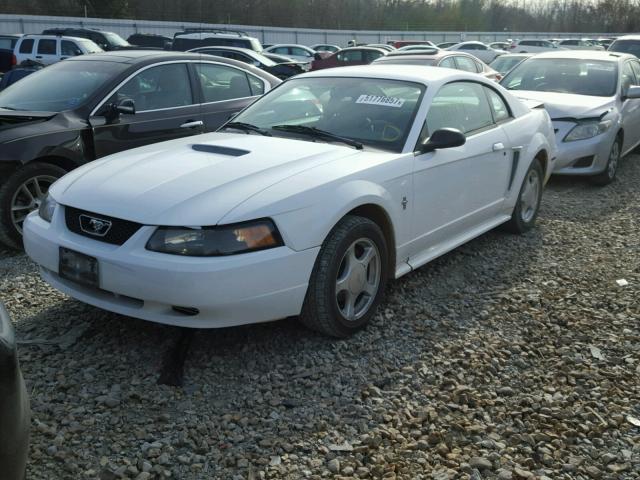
[356, 95, 405, 108]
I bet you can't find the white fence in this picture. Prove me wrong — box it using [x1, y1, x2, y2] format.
[0, 13, 619, 47]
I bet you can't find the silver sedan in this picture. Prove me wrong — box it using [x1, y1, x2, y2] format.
[501, 51, 640, 185]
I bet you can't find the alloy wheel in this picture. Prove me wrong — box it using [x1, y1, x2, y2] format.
[520, 168, 541, 223]
[335, 238, 381, 321]
[10, 175, 57, 234]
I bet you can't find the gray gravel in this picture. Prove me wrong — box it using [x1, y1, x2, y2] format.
[2, 154, 640, 480]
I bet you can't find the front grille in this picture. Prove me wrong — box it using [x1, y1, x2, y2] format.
[64, 206, 142, 245]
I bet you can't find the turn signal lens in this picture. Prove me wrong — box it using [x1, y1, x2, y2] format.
[146, 219, 283, 256]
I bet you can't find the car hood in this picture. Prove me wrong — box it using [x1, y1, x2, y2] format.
[509, 91, 615, 120]
[51, 132, 361, 226]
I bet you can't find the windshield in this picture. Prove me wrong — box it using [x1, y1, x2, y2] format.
[0, 60, 126, 112]
[609, 39, 640, 57]
[230, 77, 425, 152]
[490, 56, 526, 74]
[79, 39, 103, 54]
[501, 58, 618, 97]
[103, 32, 130, 47]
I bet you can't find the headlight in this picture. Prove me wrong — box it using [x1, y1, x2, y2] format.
[38, 194, 58, 223]
[564, 120, 612, 142]
[146, 219, 284, 256]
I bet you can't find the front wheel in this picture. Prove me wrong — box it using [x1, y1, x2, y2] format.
[590, 136, 621, 186]
[503, 158, 543, 234]
[0, 162, 66, 250]
[301, 215, 388, 338]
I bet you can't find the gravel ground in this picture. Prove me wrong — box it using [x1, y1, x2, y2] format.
[2, 155, 640, 480]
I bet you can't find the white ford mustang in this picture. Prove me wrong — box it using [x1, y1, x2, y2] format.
[24, 65, 557, 337]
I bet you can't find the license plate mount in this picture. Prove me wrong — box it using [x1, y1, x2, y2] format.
[59, 247, 99, 288]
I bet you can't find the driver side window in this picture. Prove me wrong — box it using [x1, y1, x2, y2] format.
[422, 82, 495, 140]
[105, 63, 193, 113]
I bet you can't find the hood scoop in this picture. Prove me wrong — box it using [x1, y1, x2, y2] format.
[191, 144, 250, 157]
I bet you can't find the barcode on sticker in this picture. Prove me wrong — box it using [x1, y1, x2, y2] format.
[356, 95, 405, 108]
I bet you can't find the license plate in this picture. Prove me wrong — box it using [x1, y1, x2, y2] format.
[59, 247, 99, 288]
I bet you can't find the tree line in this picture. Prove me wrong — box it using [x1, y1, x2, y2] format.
[1, 0, 639, 32]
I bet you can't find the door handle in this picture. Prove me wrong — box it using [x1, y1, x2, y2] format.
[180, 120, 204, 129]
[492, 142, 505, 151]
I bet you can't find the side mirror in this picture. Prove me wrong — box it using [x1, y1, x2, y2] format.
[108, 98, 135, 118]
[420, 128, 466, 153]
[313, 52, 322, 61]
[623, 85, 640, 100]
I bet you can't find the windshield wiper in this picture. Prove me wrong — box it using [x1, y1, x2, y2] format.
[272, 124, 363, 150]
[0, 106, 18, 111]
[222, 121, 272, 136]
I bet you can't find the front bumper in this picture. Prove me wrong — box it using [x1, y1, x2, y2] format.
[551, 121, 616, 176]
[23, 208, 319, 329]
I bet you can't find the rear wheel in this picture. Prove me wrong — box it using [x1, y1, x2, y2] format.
[0, 162, 66, 250]
[300, 215, 388, 338]
[590, 136, 621, 186]
[503, 158, 543, 234]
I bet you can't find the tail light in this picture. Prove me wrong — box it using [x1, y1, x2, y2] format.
[11, 54, 16, 66]
[509, 44, 516, 49]
[495, 73, 503, 81]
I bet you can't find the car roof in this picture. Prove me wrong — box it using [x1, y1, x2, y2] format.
[189, 46, 261, 57]
[20, 34, 94, 42]
[174, 32, 258, 41]
[267, 44, 313, 49]
[339, 46, 388, 53]
[531, 50, 634, 61]
[300, 64, 487, 85]
[66, 50, 236, 64]
[614, 35, 640, 41]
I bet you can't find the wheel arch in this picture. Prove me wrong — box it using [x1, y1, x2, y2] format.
[32, 155, 77, 173]
[345, 203, 396, 275]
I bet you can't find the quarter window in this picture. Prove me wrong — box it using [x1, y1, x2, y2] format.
[425, 82, 494, 136]
[485, 88, 511, 122]
[195, 63, 256, 102]
[438, 57, 457, 69]
[455, 56, 480, 73]
[37, 39, 57, 55]
[108, 63, 193, 112]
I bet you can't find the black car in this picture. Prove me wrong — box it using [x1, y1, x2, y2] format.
[41, 28, 132, 51]
[189, 46, 305, 78]
[127, 33, 172, 49]
[0, 35, 23, 73]
[0, 303, 30, 480]
[0, 51, 280, 249]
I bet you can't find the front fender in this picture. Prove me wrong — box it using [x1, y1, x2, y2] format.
[2, 129, 89, 166]
[225, 178, 398, 252]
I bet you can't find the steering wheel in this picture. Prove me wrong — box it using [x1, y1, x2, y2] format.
[367, 119, 403, 142]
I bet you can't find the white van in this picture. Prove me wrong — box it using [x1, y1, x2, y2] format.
[13, 35, 102, 65]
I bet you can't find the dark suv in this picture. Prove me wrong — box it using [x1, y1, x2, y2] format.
[172, 28, 262, 52]
[41, 28, 132, 51]
[0, 51, 279, 249]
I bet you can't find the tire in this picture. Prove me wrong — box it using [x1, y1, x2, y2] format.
[590, 135, 621, 186]
[300, 215, 388, 338]
[503, 158, 543, 234]
[0, 162, 66, 250]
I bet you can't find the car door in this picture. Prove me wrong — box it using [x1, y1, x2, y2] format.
[290, 46, 313, 63]
[620, 60, 640, 151]
[410, 81, 512, 257]
[194, 61, 267, 131]
[34, 38, 59, 65]
[89, 62, 203, 158]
